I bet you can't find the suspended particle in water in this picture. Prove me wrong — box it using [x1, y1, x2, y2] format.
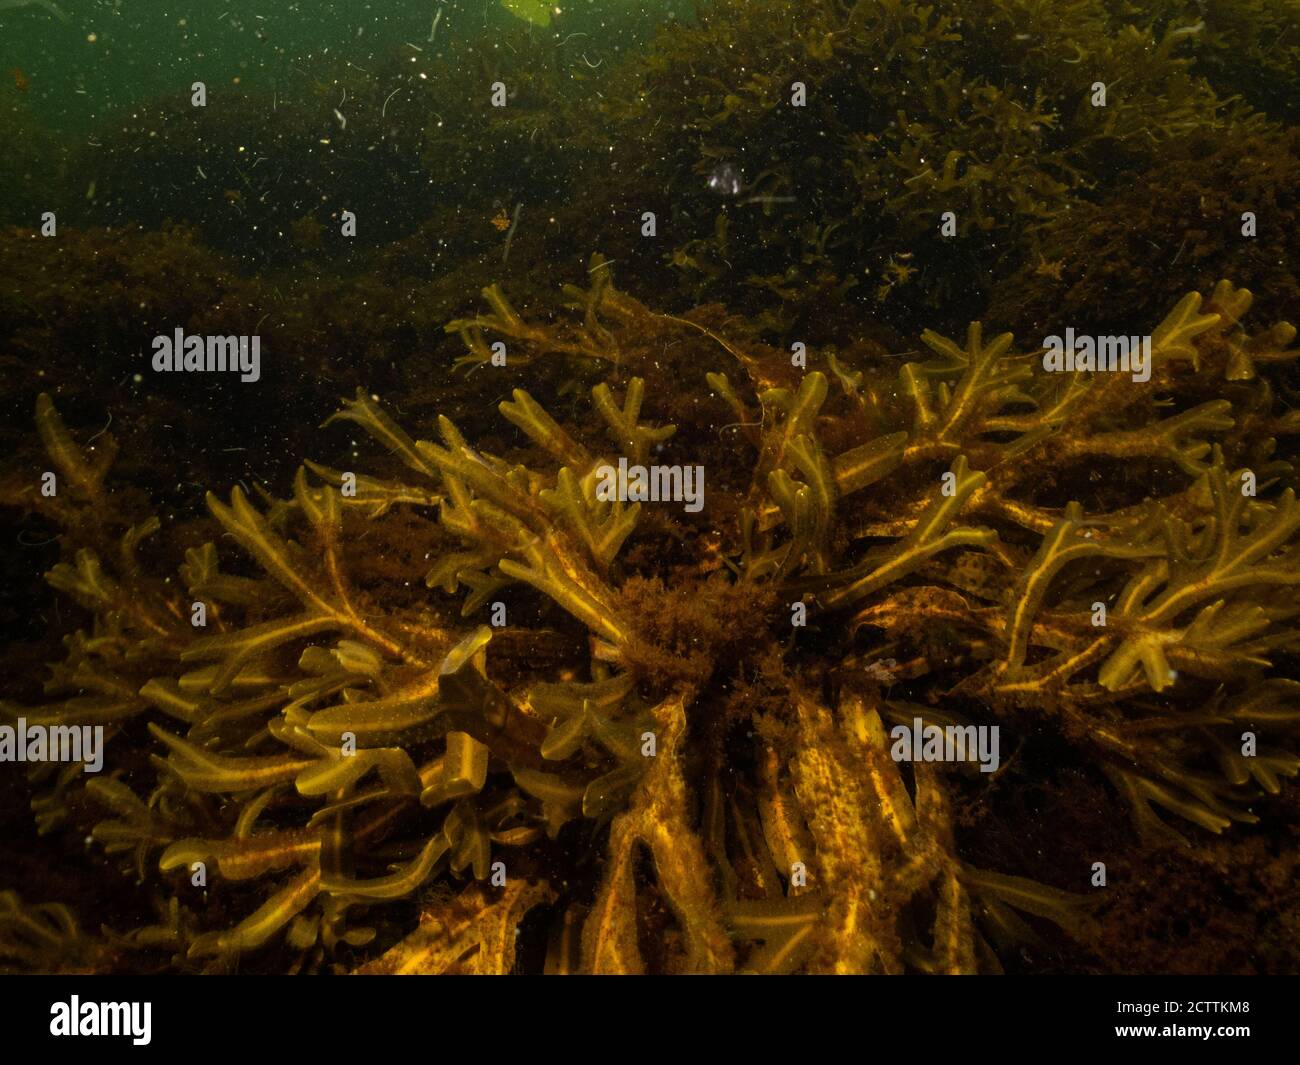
[706, 160, 743, 197]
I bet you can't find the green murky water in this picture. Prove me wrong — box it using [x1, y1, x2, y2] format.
[2, 1, 671, 131]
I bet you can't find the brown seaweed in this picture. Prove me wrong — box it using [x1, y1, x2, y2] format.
[4, 260, 1298, 974]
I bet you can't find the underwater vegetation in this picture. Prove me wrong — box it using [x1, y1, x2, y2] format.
[1105, 0, 1300, 122]
[3, 255, 1299, 973]
[990, 124, 1300, 336]
[18, 0, 1293, 335]
[583, 0, 1276, 332]
[499, 0, 556, 29]
[93, 0, 1293, 376]
[0, 0, 1297, 978]
[0, 217, 545, 504]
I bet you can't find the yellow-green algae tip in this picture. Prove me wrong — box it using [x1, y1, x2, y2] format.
[500, 0, 552, 28]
